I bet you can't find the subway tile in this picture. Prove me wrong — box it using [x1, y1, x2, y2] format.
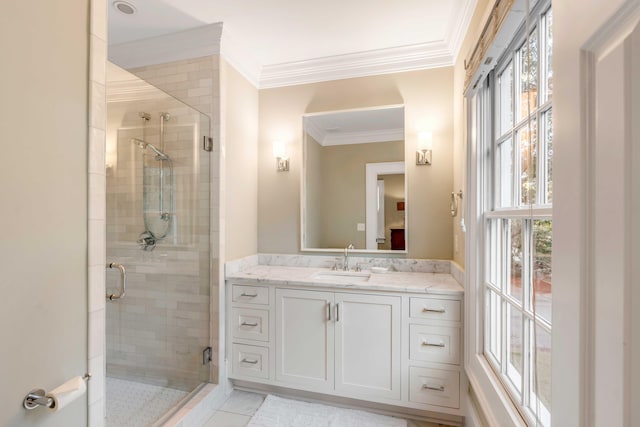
[90, 0, 107, 41]
[88, 355, 105, 404]
[89, 308, 105, 358]
[90, 35, 107, 84]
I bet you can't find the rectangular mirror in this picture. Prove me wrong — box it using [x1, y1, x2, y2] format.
[301, 105, 406, 252]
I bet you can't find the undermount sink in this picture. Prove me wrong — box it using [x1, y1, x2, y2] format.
[312, 271, 371, 282]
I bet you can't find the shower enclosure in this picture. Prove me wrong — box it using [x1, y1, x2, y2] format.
[105, 63, 212, 426]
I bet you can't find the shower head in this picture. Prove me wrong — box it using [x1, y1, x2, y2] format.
[130, 138, 170, 160]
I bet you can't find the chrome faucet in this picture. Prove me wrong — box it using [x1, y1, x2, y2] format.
[343, 243, 354, 271]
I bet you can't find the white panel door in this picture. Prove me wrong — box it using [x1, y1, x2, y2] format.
[275, 288, 334, 392]
[334, 293, 401, 400]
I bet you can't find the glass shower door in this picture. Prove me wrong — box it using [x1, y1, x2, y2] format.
[105, 63, 211, 426]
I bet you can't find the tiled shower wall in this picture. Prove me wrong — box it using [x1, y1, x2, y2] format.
[126, 56, 221, 383]
[106, 90, 211, 390]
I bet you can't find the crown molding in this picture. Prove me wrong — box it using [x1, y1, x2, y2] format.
[106, 79, 166, 103]
[321, 128, 405, 146]
[447, 0, 478, 61]
[258, 41, 453, 89]
[108, 23, 223, 69]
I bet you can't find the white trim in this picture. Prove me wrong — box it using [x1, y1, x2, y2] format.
[447, 0, 479, 62]
[259, 42, 454, 89]
[321, 128, 405, 147]
[108, 23, 223, 69]
[106, 79, 166, 102]
[365, 162, 406, 250]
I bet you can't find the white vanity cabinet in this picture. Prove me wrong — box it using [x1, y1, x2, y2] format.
[226, 276, 463, 418]
[274, 288, 401, 400]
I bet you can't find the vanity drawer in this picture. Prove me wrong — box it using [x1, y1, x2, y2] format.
[232, 284, 269, 305]
[409, 366, 460, 409]
[232, 343, 269, 379]
[231, 307, 269, 342]
[409, 324, 460, 365]
[409, 297, 461, 322]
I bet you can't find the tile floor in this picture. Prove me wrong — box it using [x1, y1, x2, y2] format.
[201, 390, 452, 427]
[105, 377, 189, 427]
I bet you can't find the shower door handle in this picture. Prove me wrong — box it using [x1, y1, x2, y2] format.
[106, 262, 127, 301]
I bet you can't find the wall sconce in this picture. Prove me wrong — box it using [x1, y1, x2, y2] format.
[273, 140, 289, 172]
[416, 131, 433, 165]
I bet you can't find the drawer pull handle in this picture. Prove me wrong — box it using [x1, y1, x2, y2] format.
[241, 321, 259, 327]
[421, 341, 445, 347]
[422, 307, 446, 314]
[241, 293, 258, 297]
[241, 358, 259, 364]
[422, 384, 445, 392]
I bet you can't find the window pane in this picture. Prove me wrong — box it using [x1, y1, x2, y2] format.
[518, 30, 539, 121]
[506, 303, 523, 393]
[497, 138, 513, 208]
[530, 324, 552, 427]
[509, 219, 523, 302]
[488, 219, 503, 286]
[499, 62, 513, 135]
[545, 9, 553, 101]
[533, 220, 552, 323]
[544, 109, 553, 203]
[486, 289, 503, 364]
[518, 118, 537, 205]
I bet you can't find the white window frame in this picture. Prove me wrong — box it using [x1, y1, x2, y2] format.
[464, 1, 552, 426]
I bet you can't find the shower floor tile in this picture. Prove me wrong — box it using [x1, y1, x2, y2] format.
[106, 377, 189, 427]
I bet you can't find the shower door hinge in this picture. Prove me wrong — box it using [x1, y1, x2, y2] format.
[203, 346, 212, 365]
[203, 136, 213, 152]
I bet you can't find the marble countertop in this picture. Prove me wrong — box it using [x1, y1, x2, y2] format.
[226, 265, 463, 296]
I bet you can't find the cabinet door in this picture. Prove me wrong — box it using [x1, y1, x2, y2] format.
[275, 288, 334, 391]
[334, 293, 401, 400]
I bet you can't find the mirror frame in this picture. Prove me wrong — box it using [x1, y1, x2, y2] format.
[300, 105, 408, 254]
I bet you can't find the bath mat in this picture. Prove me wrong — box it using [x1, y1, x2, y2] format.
[247, 394, 407, 427]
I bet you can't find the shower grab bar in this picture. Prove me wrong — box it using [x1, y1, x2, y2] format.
[106, 262, 126, 301]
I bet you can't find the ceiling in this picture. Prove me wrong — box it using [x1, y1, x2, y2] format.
[108, 0, 476, 87]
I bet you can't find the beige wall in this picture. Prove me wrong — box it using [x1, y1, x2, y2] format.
[258, 69, 454, 259]
[0, 0, 89, 425]
[452, 0, 491, 268]
[305, 140, 404, 249]
[221, 58, 259, 260]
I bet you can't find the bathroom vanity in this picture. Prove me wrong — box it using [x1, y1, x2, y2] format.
[225, 256, 464, 421]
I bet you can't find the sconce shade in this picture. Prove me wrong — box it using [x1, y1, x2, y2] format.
[418, 131, 433, 150]
[273, 140, 287, 159]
